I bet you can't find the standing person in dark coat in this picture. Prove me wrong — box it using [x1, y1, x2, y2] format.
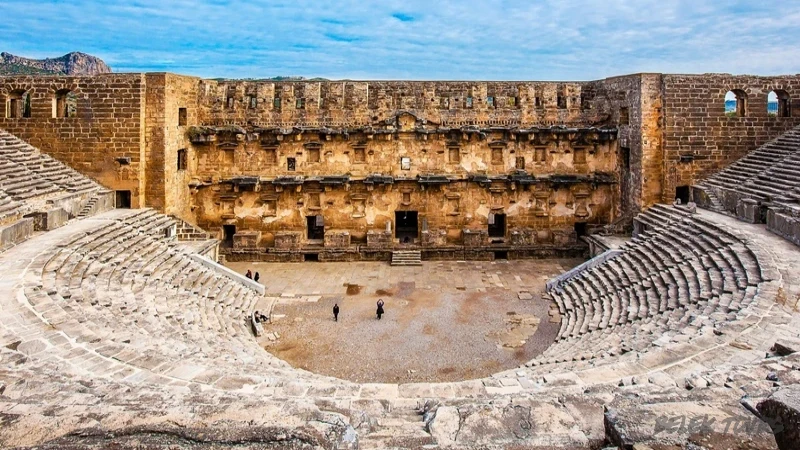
[254, 272, 260, 283]
[333, 303, 340, 321]
[376, 299, 385, 320]
[245, 270, 253, 279]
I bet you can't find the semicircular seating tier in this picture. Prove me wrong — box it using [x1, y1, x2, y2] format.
[524, 203, 773, 376]
[697, 125, 800, 209]
[0, 130, 104, 216]
[5, 208, 347, 389]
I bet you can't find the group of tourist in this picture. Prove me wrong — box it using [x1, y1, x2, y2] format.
[244, 269, 260, 283]
[331, 299, 385, 322]
[253, 310, 268, 323]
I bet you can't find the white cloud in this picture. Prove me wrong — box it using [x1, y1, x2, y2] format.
[0, 0, 799, 79]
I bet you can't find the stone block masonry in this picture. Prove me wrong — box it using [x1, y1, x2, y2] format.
[0, 74, 147, 207]
[3, 72, 800, 258]
[662, 74, 800, 201]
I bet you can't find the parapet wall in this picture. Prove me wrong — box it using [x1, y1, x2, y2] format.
[197, 80, 608, 128]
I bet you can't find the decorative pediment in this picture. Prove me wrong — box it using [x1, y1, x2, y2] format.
[395, 111, 423, 132]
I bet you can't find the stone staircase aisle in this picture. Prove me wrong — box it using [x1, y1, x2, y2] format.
[694, 184, 724, 211]
[391, 250, 422, 266]
[77, 190, 113, 218]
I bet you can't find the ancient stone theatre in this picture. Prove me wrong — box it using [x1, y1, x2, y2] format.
[1, 71, 800, 449]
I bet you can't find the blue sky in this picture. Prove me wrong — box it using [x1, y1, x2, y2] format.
[2, 0, 799, 80]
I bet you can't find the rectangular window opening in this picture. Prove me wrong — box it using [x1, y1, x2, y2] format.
[620, 107, 630, 125]
[557, 94, 567, 109]
[178, 107, 187, 126]
[535, 147, 547, 163]
[580, 93, 592, 111]
[177, 148, 187, 171]
[621, 146, 631, 170]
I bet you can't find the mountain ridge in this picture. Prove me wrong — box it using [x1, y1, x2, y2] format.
[0, 51, 111, 76]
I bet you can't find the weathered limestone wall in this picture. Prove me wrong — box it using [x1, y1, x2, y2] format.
[190, 80, 622, 253]
[194, 181, 615, 249]
[5, 72, 799, 257]
[640, 75, 665, 207]
[662, 74, 800, 201]
[0, 74, 147, 207]
[586, 74, 664, 215]
[190, 129, 618, 180]
[145, 74, 167, 211]
[145, 73, 201, 220]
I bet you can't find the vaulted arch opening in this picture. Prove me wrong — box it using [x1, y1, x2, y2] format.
[725, 90, 747, 117]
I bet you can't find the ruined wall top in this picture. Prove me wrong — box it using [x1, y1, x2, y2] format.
[196, 79, 615, 129]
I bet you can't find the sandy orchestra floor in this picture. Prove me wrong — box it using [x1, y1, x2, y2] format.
[226, 259, 582, 383]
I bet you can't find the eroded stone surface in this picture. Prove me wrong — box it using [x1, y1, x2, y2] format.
[758, 386, 800, 450]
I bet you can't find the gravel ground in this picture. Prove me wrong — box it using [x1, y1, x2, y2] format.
[235, 259, 582, 383]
